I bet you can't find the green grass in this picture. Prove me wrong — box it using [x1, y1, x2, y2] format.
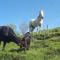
[0, 27, 60, 60]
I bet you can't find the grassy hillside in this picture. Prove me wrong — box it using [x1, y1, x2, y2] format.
[0, 27, 60, 60]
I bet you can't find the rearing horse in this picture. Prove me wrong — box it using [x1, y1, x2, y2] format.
[29, 10, 44, 32]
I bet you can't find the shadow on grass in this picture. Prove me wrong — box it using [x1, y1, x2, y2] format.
[10, 48, 25, 52]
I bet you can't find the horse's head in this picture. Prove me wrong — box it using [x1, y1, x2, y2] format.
[24, 32, 31, 40]
[40, 10, 44, 19]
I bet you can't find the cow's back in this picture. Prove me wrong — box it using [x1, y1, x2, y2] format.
[0, 26, 17, 42]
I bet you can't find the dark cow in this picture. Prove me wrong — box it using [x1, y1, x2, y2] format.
[0, 26, 21, 50]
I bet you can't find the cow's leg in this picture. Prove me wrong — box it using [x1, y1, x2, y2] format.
[0, 41, 1, 45]
[0, 41, 1, 50]
[2, 42, 6, 50]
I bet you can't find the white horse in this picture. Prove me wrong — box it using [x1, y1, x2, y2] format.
[29, 10, 44, 32]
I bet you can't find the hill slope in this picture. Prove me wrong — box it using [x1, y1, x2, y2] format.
[0, 27, 60, 60]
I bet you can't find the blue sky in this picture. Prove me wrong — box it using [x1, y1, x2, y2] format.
[0, 0, 60, 31]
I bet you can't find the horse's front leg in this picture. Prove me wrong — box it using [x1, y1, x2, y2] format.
[21, 40, 27, 51]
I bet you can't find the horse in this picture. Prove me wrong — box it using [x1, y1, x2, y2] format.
[18, 32, 31, 50]
[29, 10, 44, 32]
